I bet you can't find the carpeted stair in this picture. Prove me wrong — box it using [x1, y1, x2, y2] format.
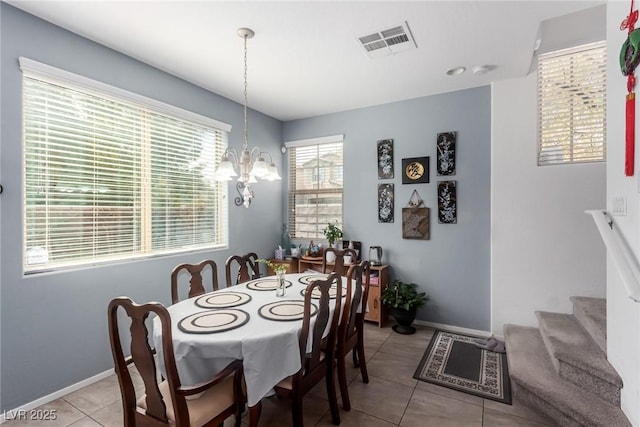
[504, 297, 631, 426]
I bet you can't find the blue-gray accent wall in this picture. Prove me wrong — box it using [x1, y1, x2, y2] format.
[0, 3, 283, 410]
[283, 87, 491, 331]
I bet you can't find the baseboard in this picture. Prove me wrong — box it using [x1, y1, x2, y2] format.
[412, 319, 499, 339]
[0, 369, 114, 423]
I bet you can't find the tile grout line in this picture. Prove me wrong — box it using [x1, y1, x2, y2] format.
[398, 382, 419, 427]
[60, 397, 98, 425]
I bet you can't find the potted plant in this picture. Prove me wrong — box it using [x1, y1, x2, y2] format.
[323, 222, 343, 247]
[381, 279, 428, 334]
[323, 222, 343, 263]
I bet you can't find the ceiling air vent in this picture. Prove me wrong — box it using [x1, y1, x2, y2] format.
[358, 21, 417, 58]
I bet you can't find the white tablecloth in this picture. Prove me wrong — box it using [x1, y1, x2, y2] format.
[153, 272, 350, 407]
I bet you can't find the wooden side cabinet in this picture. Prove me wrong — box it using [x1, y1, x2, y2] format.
[266, 258, 299, 275]
[365, 265, 390, 328]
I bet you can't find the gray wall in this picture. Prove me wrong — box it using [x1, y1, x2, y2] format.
[0, 4, 283, 410]
[283, 86, 491, 330]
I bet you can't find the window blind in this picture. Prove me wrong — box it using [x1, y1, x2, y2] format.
[287, 138, 343, 239]
[538, 41, 606, 165]
[22, 64, 229, 273]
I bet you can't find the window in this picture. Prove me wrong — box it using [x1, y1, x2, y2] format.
[286, 135, 343, 239]
[21, 58, 229, 273]
[538, 41, 606, 165]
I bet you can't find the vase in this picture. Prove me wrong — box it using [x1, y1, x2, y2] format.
[390, 306, 417, 334]
[325, 243, 338, 262]
[275, 271, 286, 297]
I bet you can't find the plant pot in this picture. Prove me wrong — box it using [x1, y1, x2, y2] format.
[390, 306, 417, 335]
[325, 250, 336, 263]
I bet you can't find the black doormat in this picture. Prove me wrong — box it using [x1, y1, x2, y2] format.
[413, 329, 512, 404]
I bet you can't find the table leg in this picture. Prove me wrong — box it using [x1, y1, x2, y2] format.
[249, 401, 262, 427]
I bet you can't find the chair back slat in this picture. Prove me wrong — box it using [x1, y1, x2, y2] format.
[322, 248, 358, 276]
[171, 260, 218, 304]
[225, 252, 260, 286]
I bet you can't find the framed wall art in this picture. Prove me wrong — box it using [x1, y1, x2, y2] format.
[437, 180, 457, 224]
[402, 157, 430, 184]
[377, 183, 394, 223]
[436, 132, 456, 176]
[377, 139, 394, 179]
[402, 207, 430, 240]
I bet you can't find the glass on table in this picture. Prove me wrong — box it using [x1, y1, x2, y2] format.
[275, 270, 286, 297]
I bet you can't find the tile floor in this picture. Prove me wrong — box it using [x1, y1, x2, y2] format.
[4, 323, 553, 427]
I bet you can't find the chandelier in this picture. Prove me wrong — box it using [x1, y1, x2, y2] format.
[215, 27, 281, 208]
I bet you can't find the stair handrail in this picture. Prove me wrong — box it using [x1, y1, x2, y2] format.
[586, 209, 640, 302]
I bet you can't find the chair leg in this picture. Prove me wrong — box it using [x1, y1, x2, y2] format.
[326, 367, 341, 425]
[235, 398, 245, 426]
[248, 402, 262, 427]
[352, 347, 360, 368]
[292, 393, 304, 427]
[337, 353, 351, 411]
[357, 340, 369, 384]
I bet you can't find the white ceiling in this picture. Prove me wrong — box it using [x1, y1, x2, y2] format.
[6, 1, 603, 121]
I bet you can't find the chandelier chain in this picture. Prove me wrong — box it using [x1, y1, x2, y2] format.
[243, 34, 249, 150]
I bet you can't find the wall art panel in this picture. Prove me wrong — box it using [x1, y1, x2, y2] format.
[437, 180, 457, 224]
[378, 183, 394, 223]
[377, 139, 394, 179]
[436, 132, 456, 176]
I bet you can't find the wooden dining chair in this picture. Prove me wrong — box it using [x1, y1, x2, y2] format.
[336, 261, 371, 410]
[171, 259, 219, 304]
[225, 252, 260, 287]
[322, 247, 358, 276]
[108, 297, 245, 427]
[274, 273, 342, 427]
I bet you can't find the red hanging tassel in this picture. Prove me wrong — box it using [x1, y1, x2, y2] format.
[622, 0, 638, 176]
[627, 91, 635, 176]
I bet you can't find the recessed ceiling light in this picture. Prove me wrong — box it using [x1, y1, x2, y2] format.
[446, 66, 466, 76]
[472, 65, 495, 75]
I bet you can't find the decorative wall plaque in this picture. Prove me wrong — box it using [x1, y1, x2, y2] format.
[402, 207, 430, 240]
[437, 180, 457, 224]
[402, 157, 430, 184]
[436, 132, 456, 176]
[377, 183, 394, 223]
[377, 139, 394, 179]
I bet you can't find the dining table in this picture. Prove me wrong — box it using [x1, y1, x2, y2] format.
[152, 271, 356, 425]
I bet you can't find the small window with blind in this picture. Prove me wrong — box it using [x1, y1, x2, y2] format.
[286, 135, 343, 239]
[538, 41, 606, 165]
[21, 58, 229, 273]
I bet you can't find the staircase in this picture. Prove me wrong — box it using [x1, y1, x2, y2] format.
[504, 297, 631, 426]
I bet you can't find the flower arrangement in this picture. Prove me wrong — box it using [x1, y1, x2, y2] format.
[323, 222, 343, 246]
[257, 258, 288, 274]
